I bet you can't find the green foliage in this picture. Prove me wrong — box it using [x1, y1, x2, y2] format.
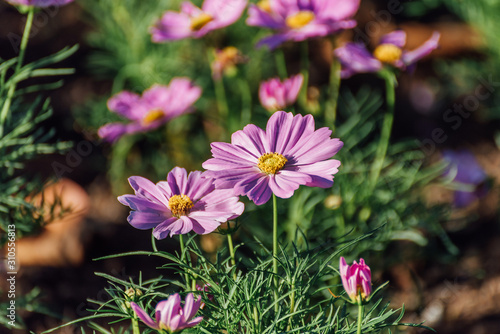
[44, 232, 433, 333]
[0, 45, 76, 245]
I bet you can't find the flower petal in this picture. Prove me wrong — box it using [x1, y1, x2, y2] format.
[151, 11, 193, 42]
[130, 302, 159, 330]
[127, 211, 168, 230]
[401, 31, 440, 66]
[167, 167, 189, 196]
[380, 30, 406, 48]
[107, 91, 141, 121]
[118, 194, 166, 213]
[128, 176, 169, 207]
[334, 43, 382, 78]
[152, 217, 182, 239]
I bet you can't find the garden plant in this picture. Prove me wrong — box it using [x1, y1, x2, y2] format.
[3, 0, 497, 333]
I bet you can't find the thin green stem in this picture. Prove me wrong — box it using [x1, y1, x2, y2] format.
[178, 234, 190, 291]
[227, 232, 236, 267]
[369, 71, 396, 190]
[238, 78, 252, 127]
[253, 305, 259, 332]
[274, 49, 288, 78]
[272, 193, 279, 313]
[325, 55, 341, 127]
[131, 315, 140, 334]
[357, 302, 364, 334]
[0, 7, 34, 137]
[151, 232, 158, 252]
[298, 41, 309, 111]
[213, 75, 229, 123]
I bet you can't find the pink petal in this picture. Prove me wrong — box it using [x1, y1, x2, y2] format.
[183, 293, 201, 320]
[153, 217, 182, 239]
[246, 4, 285, 29]
[151, 11, 193, 42]
[231, 124, 268, 158]
[380, 30, 406, 48]
[128, 176, 170, 207]
[107, 91, 141, 121]
[190, 217, 222, 234]
[315, 0, 360, 21]
[186, 171, 215, 202]
[127, 211, 168, 229]
[130, 302, 159, 330]
[268, 173, 301, 199]
[167, 167, 189, 195]
[118, 194, 166, 212]
[402, 31, 440, 66]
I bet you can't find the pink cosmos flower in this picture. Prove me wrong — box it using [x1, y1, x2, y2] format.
[130, 293, 203, 332]
[259, 74, 303, 111]
[5, 0, 73, 7]
[246, 0, 360, 50]
[202, 111, 343, 205]
[98, 78, 201, 143]
[339, 257, 372, 303]
[151, 0, 248, 42]
[118, 167, 244, 239]
[334, 30, 440, 78]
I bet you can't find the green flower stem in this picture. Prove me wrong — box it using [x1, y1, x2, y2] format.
[151, 232, 158, 252]
[178, 234, 190, 291]
[253, 305, 259, 331]
[227, 232, 236, 267]
[131, 315, 140, 334]
[237, 78, 252, 127]
[325, 55, 341, 127]
[369, 71, 396, 190]
[357, 302, 364, 334]
[0, 6, 34, 137]
[298, 41, 309, 110]
[213, 74, 229, 123]
[207, 48, 229, 129]
[274, 49, 288, 78]
[273, 193, 279, 313]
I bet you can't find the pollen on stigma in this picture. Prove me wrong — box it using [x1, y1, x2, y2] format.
[373, 44, 402, 64]
[142, 109, 165, 125]
[258, 152, 288, 174]
[169, 195, 194, 217]
[191, 13, 213, 31]
[286, 11, 315, 29]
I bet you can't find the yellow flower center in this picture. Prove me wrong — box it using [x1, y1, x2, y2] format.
[257, 0, 272, 12]
[286, 11, 315, 29]
[373, 44, 403, 64]
[222, 46, 239, 59]
[258, 152, 287, 174]
[142, 109, 165, 125]
[191, 13, 213, 31]
[169, 194, 194, 217]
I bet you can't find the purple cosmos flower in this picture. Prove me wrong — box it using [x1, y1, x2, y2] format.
[5, 0, 73, 7]
[151, 0, 248, 42]
[98, 78, 201, 143]
[442, 149, 489, 208]
[339, 257, 372, 303]
[130, 293, 203, 332]
[118, 167, 244, 239]
[202, 111, 343, 205]
[259, 74, 303, 111]
[246, 0, 360, 50]
[334, 30, 441, 78]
